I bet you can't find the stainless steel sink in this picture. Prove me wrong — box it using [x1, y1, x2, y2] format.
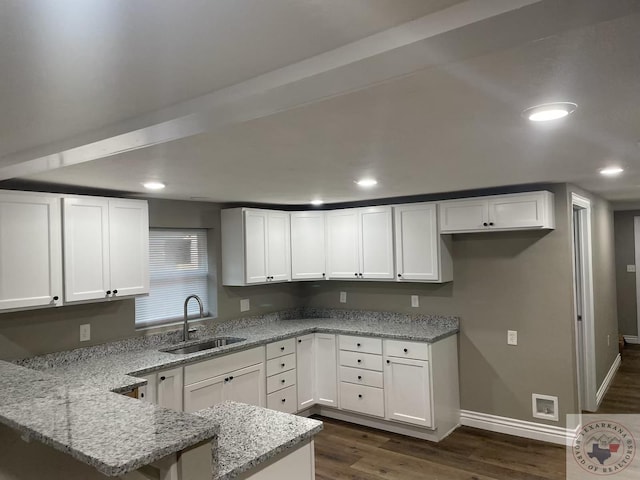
[162, 337, 246, 355]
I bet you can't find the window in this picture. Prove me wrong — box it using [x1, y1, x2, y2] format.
[135, 229, 211, 327]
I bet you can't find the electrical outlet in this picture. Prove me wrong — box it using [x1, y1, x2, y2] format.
[411, 295, 419, 308]
[80, 324, 91, 342]
[627, 265, 636, 273]
[507, 330, 518, 346]
[339, 291, 347, 303]
[240, 298, 250, 312]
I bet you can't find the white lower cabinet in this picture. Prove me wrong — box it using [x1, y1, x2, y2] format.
[266, 340, 298, 414]
[138, 367, 184, 411]
[314, 333, 338, 407]
[296, 334, 315, 411]
[384, 357, 432, 427]
[183, 347, 265, 413]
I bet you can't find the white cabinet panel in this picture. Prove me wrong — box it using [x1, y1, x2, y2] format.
[266, 211, 291, 283]
[394, 203, 452, 283]
[267, 385, 298, 414]
[359, 206, 394, 279]
[157, 367, 184, 412]
[384, 357, 432, 428]
[339, 335, 382, 355]
[244, 210, 268, 284]
[266, 369, 297, 394]
[0, 191, 62, 311]
[339, 366, 383, 389]
[290, 212, 326, 280]
[339, 350, 383, 371]
[296, 334, 315, 410]
[315, 333, 338, 407]
[339, 382, 384, 418]
[266, 353, 296, 376]
[183, 374, 226, 413]
[326, 209, 360, 279]
[63, 198, 110, 302]
[226, 363, 265, 407]
[439, 199, 487, 232]
[266, 338, 296, 360]
[488, 193, 551, 230]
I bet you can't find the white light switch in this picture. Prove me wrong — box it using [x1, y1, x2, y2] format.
[507, 330, 518, 346]
[411, 295, 419, 308]
[240, 299, 250, 312]
[340, 291, 347, 303]
[627, 265, 636, 273]
[80, 324, 91, 342]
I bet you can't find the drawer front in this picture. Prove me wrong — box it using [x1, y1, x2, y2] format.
[184, 347, 264, 386]
[267, 385, 298, 414]
[339, 382, 384, 418]
[266, 338, 296, 360]
[266, 353, 296, 376]
[339, 335, 382, 355]
[385, 339, 429, 361]
[339, 366, 383, 388]
[339, 350, 383, 372]
[266, 369, 297, 394]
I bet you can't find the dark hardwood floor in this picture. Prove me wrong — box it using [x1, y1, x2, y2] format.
[312, 344, 640, 479]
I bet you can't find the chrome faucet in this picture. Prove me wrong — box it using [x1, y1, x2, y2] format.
[183, 294, 204, 342]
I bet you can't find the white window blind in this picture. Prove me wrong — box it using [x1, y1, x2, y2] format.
[135, 229, 210, 327]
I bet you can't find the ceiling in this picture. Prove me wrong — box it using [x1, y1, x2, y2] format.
[3, 0, 640, 205]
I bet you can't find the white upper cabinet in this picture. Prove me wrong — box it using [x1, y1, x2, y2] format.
[439, 191, 555, 233]
[0, 191, 63, 311]
[326, 206, 394, 280]
[63, 197, 149, 302]
[222, 208, 291, 286]
[290, 212, 326, 280]
[393, 203, 452, 283]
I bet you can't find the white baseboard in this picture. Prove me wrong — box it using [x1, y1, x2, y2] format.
[623, 335, 639, 344]
[596, 353, 621, 406]
[460, 410, 579, 446]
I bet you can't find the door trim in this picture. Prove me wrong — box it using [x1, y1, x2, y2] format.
[571, 193, 597, 412]
[633, 217, 640, 342]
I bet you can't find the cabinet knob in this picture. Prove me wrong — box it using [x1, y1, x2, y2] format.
[483, 222, 488, 227]
[140, 392, 145, 398]
[358, 394, 363, 399]
[281, 379, 286, 384]
[224, 377, 229, 382]
[357, 375, 362, 380]
[229, 376, 234, 381]
[489, 222, 494, 226]
[280, 346, 285, 351]
[322, 273, 325, 277]
[404, 348, 408, 353]
[281, 363, 285, 367]
[160, 376, 166, 381]
[113, 289, 118, 294]
[357, 359, 362, 363]
[398, 274, 402, 277]
[386, 360, 390, 364]
[354, 273, 358, 277]
[298, 339, 302, 343]
[359, 273, 363, 277]
[106, 291, 111, 295]
[53, 296, 59, 301]
[281, 398, 286, 403]
[356, 343, 361, 347]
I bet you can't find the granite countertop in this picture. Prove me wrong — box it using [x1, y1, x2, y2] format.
[194, 402, 323, 480]
[4, 309, 458, 477]
[0, 361, 218, 477]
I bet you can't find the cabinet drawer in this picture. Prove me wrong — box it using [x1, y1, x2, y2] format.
[339, 382, 384, 418]
[339, 350, 383, 372]
[266, 338, 296, 360]
[267, 385, 297, 414]
[385, 339, 429, 361]
[266, 369, 297, 394]
[339, 366, 383, 388]
[266, 353, 296, 376]
[339, 335, 382, 355]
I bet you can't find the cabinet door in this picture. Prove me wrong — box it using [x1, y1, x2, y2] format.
[226, 363, 265, 407]
[394, 203, 439, 281]
[290, 212, 326, 280]
[359, 206, 394, 279]
[315, 333, 338, 407]
[326, 209, 360, 279]
[266, 212, 291, 282]
[384, 357, 432, 427]
[439, 199, 488, 233]
[488, 193, 548, 230]
[157, 367, 184, 412]
[244, 210, 268, 284]
[63, 198, 111, 302]
[0, 192, 63, 310]
[108, 199, 149, 297]
[296, 334, 315, 410]
[183, 373, 226, 413]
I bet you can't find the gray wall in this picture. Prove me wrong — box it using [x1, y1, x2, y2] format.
[0, 198, 304, 360]
[613, 209, 639, 336]
[304, 183, 580, 425]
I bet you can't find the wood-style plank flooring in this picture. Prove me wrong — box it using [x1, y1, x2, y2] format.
[312, 344, 640, 480]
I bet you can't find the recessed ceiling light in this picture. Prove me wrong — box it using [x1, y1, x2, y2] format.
[310, 199, 324, 206]
[599, 166, 624, 176]
[142, 181, 165, 190]
[523, 102, 577, 122]
[355, 178, 378, 187]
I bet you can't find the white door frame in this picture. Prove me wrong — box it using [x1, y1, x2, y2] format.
[571, 193, 597, 412]
[633, 217, 640, 342]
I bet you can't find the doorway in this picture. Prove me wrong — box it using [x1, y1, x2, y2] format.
[571, 193, 596, 412]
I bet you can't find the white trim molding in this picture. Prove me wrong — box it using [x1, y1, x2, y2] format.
[596, 354, 621, 406]
[623, 335, 639, 344]
[460, 410, 580, 446]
